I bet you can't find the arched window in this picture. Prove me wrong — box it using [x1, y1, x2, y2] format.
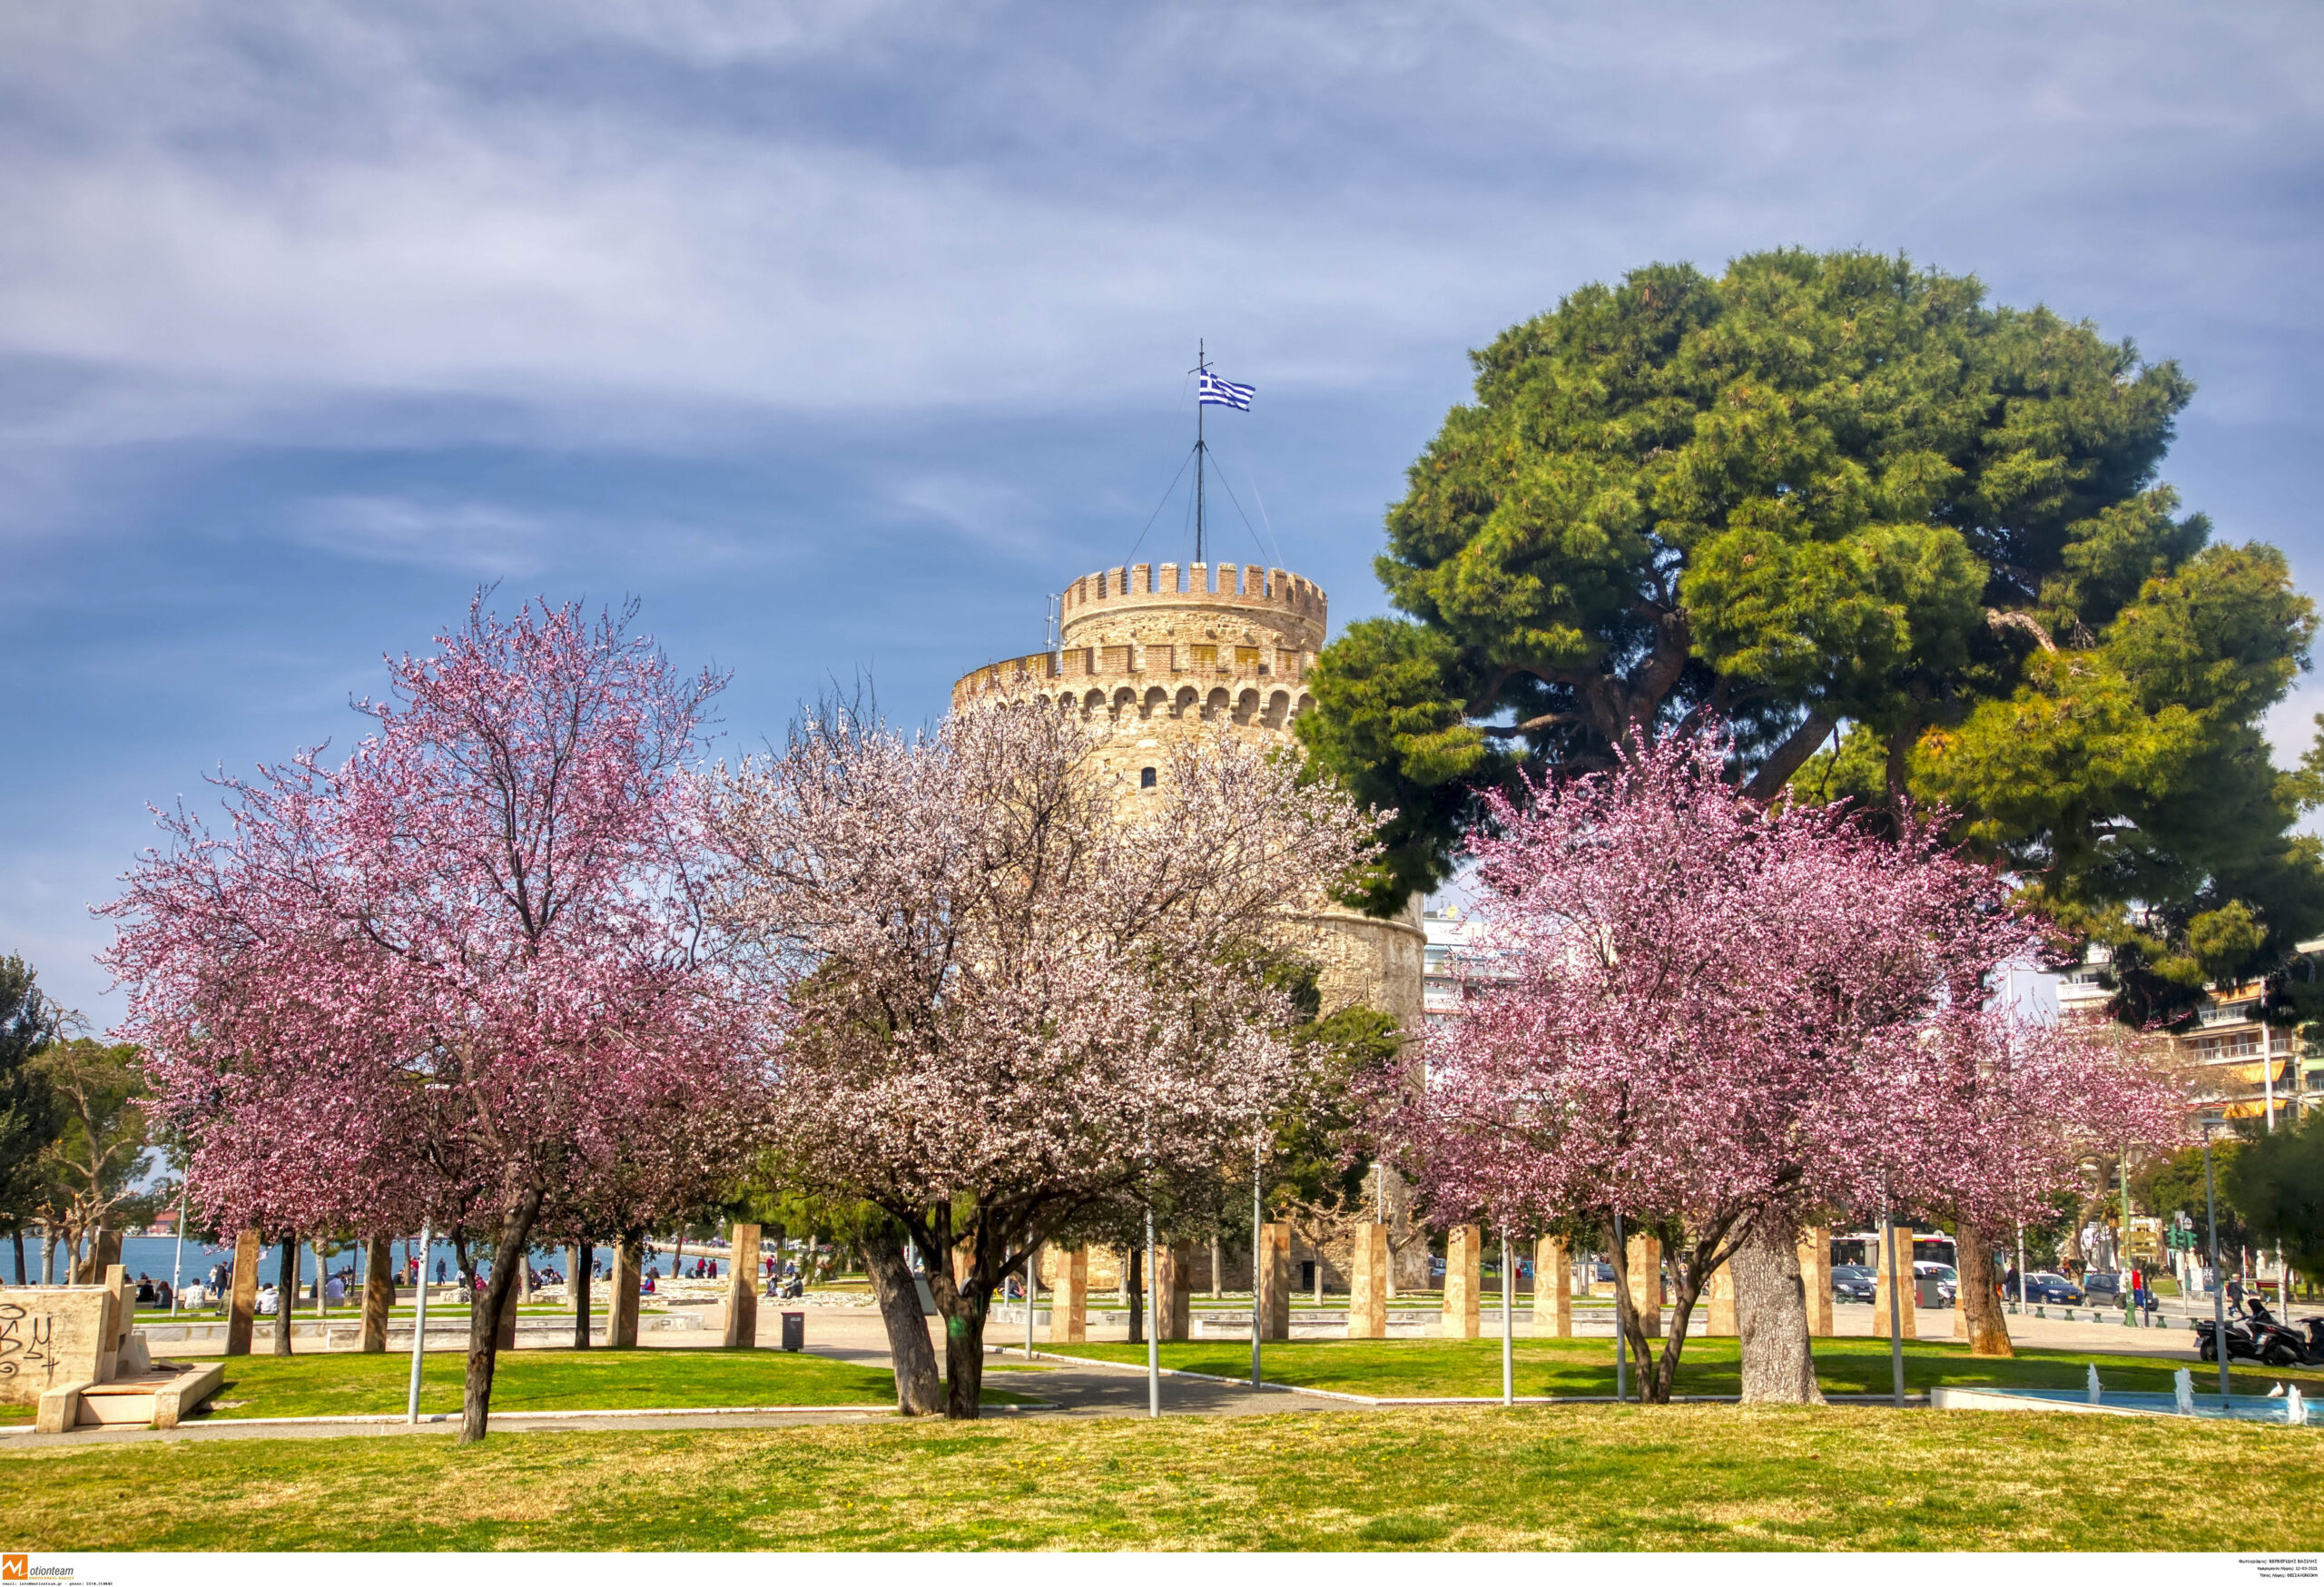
[1140, 766, 1157, 790]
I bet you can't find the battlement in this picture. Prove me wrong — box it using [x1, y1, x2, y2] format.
[1059, 562, 1325, 644]
[950, 640, 1314, 713]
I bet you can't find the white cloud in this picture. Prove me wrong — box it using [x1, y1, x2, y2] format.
[291, 494, 551, 576]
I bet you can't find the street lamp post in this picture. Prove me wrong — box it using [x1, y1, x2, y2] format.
[406, 1221, 432, 1424]
[2203, 1116, 2230, 1401]
[1881, 1191, 1905, 1407]
[1612, 1211, 1627, 1405]
[1250, 1136, 1264, 1391]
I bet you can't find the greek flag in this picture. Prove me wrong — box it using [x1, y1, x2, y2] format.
[1197, 370, 1254, 410]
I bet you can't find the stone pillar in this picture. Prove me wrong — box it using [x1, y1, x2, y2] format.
[1797, 1226, 1834, 1338]
[1442, 1225, 1482, 1339]
[1703, 1260, 1737, 1336]
[610, 1235, 642, 1348]
[1873, 1225, 1917, 1341]
[1256, 1223, 1291, 1340]
[1156, 1240, 1194, 1341]
[360, 1235, 394, 1353]
[1346, 1224, 1388, 1338]
[225, 1228, 260, 1356]
[1533, 1236, 1571, 1337]
[1048, 1247, 1088, 1343]
[724, 1223, 762, 1347]
[1626, 1234, 1663, 1338]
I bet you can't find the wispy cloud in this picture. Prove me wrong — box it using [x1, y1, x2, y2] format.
[291, 494, 551, 576]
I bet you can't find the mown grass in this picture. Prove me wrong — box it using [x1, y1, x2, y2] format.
[179, 1346, 1035, 1420]
[2, 1403, 2317, 1550]
[1046, 1335, 2324, 1400]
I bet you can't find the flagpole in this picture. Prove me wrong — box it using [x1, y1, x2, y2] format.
[1195, 340, 1206, 566]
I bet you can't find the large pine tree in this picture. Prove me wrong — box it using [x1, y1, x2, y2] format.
[1301, 248, 2323, 1022]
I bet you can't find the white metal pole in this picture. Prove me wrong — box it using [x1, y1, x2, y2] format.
[1145, 1202, 1160, 1419]
[406, 1222, 432, 1424]
[1251, 1136, 1264, 1390]
[167, 1181, 190, 1316]
[1501, 1228, 1514, 1407]
[1024, 1243, 1038, 1359]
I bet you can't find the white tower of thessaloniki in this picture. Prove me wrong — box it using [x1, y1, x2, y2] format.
[952, 558, 1423, 1036]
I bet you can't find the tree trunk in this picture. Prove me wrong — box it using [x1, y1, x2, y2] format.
[571, 1243, 593, 1350]
[1955, 1222, 2013, 1357]
[1733, 1214, 1825, 1404]
[41, 1228, 57, 1284]
[1210, 1234, 1222, 1299]
[461, 1188, 543, 1444]
[938, 1274, 990, 1421]
[861, 1223, 941, 1415]
[272, 1235, 297, 1355]
[1126, 1245, 1144, 1345]
[360, 1235, 394, 1352]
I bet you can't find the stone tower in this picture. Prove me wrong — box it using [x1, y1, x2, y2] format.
[951, 559, 1423, 1034]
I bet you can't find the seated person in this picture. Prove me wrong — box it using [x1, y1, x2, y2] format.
[324, 1273, 347, 1304]
[255, 1284, 280, 1316]
[136, 1276, 157, 1304]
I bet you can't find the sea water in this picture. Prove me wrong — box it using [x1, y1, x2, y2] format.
[5, 1234, 740, 1293]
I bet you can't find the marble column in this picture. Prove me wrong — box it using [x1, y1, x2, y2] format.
[724, 1223, 762, 1347]
[1048, 1247, 1088, 1343]
[1256, 1223, 1291, 1340]
[1797, 1226, 1834, 1338]
[1156, 1240, 1194, 1341]
[1626, 1233, 1664, 1339]
[1346, 1223, 1388, 1339]
[1533, 1235, 1572, 1337]
[610, 1235, 642, 1348]
[1873, 1225, 1918, 1341]
[225, 1228, 260, 1357]
[1442, 1225, 1482, 1339]
[1703, 1260, 1737, 1336]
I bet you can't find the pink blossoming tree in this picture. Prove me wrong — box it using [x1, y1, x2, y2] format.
[1393, 731, 2182, 1403]
[104, 597, 758, 1442]
[701, 703, 1374, 1418]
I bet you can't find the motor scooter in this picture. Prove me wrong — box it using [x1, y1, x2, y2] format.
[2194, 1310, 2266, 1364]
[2241, 1298, 2316, 1366]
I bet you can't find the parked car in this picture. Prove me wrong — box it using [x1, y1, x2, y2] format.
[2017, 1271, 2083, 1305]
[1832, 1264, 1876, 1304]
[1589, 1259, 1615, 1286]
[2081, 1271, 2122, 1304]
[1915, 1261, 1960, 1306]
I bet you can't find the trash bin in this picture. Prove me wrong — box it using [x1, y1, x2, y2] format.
[780, 1311, 805, 1352]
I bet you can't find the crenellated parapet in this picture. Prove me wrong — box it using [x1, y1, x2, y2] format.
[1059, 562, 1325, 653]
[953, 561, 1328, 713]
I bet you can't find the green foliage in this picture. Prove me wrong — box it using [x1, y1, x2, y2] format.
[0, 956, 63, 1235]
[2221, 1112, 2324, 1275]
[2131, 1141, 2249, 1254]
[1303, 248, 2322, 1023]
[34, 1038, 155, 1238]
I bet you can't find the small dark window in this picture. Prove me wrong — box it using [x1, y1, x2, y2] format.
[1139, 766, 1157, 789]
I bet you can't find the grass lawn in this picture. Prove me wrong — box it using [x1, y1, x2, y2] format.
[1, 1403, 2317, 1550]
[160, 1346, 1036, 1420]
[1046, 1336, 2324, 1400]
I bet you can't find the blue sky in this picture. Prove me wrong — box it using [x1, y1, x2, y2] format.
[5, 0, 2322, 1020]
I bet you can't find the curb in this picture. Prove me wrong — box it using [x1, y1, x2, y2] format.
[1024, 1351, 1930, 1407]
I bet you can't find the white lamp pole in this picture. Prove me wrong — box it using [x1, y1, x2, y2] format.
[405, 1222, 432, 1424]
[1500, 1228, 1514, 1408]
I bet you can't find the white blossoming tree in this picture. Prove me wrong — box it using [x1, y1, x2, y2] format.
[702, 702, 1374, 1417]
